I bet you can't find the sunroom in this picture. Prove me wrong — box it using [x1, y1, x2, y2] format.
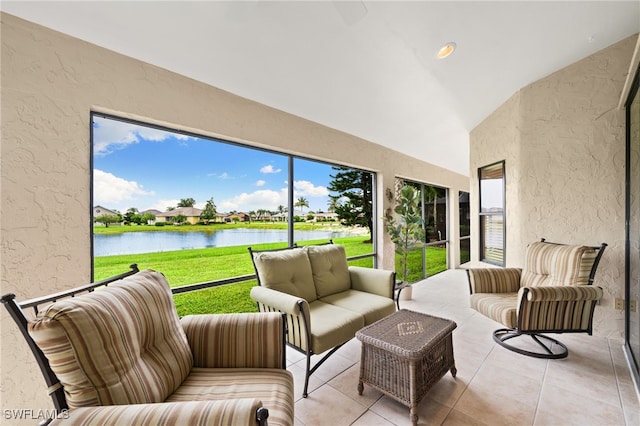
[1, 1, 640, 425]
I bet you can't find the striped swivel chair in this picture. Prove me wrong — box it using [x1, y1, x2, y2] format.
[467, 239, 606, 359]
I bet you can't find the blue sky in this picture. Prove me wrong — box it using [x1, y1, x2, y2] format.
[92, 116, 335, 214]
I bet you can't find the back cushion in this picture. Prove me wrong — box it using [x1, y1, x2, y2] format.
[252, 248, 317, 302]
[28, 270, 193, 408]
[521, 242, 598, 287]
[306, 244, 351, 298]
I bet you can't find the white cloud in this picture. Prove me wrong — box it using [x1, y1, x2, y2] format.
[93, 170, 155, 206]
[220, 189, 287, 211]
[255, 180, 266, 187]
[149, 199, 180, 212]
[93, 117, 192, 156]
[294, 180, 329, 197]
[260, 165, 282, 174]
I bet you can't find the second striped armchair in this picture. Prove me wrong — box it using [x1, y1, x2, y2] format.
[467, 239, 606, 359]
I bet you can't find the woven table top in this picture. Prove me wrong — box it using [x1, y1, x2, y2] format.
[356, 309, 457, 359]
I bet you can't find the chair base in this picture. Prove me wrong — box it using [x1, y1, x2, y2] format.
[493, 328, 568, 359]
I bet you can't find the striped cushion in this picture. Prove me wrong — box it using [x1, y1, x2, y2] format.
[524, 285, 603, 302]
[181, 312, 284, 369]
[467, 268, 522, 293]
[51, 399, 263, 426]
[521, 242, 597, 287]
[28, 270, 193, 408]
[166, 368, 294, 426]
[517, 287, 603, 332]
[470, 293, 518, 328]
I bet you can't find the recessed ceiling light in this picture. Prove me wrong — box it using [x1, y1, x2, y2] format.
[437, 42, 456, 59]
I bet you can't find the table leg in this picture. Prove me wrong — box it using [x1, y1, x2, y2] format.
[357, 380, 363, 395]
[451, 365, 457, 378]
[410, 406, 418, 425]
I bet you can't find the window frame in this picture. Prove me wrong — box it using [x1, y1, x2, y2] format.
[478, 160, 506, 266]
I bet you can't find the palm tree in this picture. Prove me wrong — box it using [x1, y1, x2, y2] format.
[295, 197, 309, 214]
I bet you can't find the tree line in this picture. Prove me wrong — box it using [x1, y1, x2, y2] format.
[95, 167, 374, 237]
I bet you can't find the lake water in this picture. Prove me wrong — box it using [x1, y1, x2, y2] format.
[94, 228, 357, 256]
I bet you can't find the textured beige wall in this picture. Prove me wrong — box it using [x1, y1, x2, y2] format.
[0, 13, 468, 414]
[470, 34, 638, 339]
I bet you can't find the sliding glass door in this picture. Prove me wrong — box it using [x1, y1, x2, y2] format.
[625, 64, 640, 392]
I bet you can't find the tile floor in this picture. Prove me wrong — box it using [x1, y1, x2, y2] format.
[287, 269, 640, 426]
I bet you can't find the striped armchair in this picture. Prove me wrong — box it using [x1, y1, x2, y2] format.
[2, 269, 294, 425]
[467, 239, 606, 359]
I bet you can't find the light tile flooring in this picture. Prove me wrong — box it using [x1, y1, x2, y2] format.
[287, 269, 640, 426]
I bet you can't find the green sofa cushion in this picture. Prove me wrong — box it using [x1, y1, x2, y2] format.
[252, 248, 317, 302]
[305, 244, 351, 298]
[307, 300, 364, 354]
[319, 289, 396, 325]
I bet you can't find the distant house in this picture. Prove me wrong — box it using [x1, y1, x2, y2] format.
[141, 209, 162, 225]
[313, 212, 339, 222]
[272, 210, 307, 222]
[93, 205, 123, 226]
[225, 212, 250, 223]
[93, 205, 119, 217]
[155, 207, 203, 225]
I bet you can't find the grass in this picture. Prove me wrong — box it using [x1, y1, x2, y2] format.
[94, 235, 374, 316]
[397, 246, 448, 284]
[94, 224, 448, 316]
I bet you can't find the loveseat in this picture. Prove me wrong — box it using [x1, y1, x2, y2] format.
[249, 243, 396, 397]
[5, 269, 294, 425]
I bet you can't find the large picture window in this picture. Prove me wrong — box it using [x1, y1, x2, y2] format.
[91, 113, 376, 313]
[479, 161, 505, 265]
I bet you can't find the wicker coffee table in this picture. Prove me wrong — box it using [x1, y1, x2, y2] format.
[356, 309, 457, 425]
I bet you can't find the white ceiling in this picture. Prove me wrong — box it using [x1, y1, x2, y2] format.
[2, 1, 639, 176]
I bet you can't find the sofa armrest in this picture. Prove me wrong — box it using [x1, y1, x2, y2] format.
[250, 286, 308, 315]
[181, 312, 285, 369]
[51, 399, 267, 426]
[467, 268, 522, 294]
[250, 286, 312, 353]
[348, 266, 394, 298]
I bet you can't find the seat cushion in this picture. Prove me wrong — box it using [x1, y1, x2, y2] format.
[308, 300, 364, 353]
[521, 242, 598, 287]
[166, 368, 294, 426]
[320, 289, 395, 325]
[470, 292, 518, 328]
[28, 270, 193, 408]
[252, 247, 317, 302]
[53, 399, 265, 426]
[305, 244, 351, 297]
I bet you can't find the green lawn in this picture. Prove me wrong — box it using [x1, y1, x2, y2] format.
[94, 234, 374, 316]
[94, 225, 448, 316]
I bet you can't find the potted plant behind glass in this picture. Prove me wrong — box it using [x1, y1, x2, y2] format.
[384, 184, 425, 300]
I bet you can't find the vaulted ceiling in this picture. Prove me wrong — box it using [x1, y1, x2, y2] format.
[2, 1, 639, 176]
